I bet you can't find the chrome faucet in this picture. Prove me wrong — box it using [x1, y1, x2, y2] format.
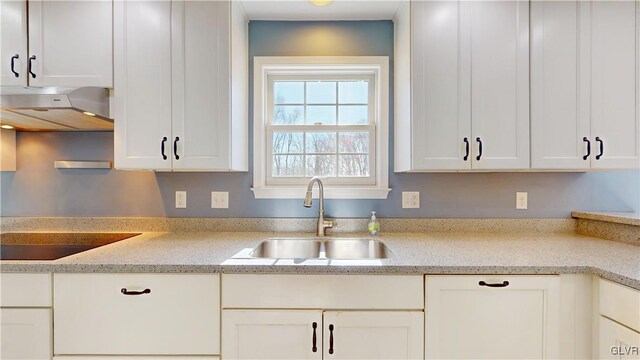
[303, 177, 336, 236]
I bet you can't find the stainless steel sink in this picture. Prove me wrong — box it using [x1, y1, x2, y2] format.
[250, 238, 390, 259]
[324, 239, 390, 259]
[250, 239, 321, 259]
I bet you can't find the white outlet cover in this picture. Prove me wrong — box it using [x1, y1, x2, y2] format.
[211, 191, 229, 209]
[175, 191, 187, 209]
[516, 192, 528, 210]
[402, 191, 420, 209]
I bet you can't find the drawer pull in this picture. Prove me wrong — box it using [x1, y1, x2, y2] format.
[121, 288, 151, 295]
[463, 137, 469, 161]
[312, 322, 318, 352]
[479, 281, 509, 288]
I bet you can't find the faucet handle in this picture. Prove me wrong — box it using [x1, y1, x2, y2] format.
[323, 219, 336, 229]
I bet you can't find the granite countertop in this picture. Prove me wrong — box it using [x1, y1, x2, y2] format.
[1, 231, 639, 290]
[572, 211, 640, 226]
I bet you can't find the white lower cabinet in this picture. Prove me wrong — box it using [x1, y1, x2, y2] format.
[425, 275, 560, 359]
[222, 310, 423, 360]
[53, 273, 220, 356]
[223, 310, 323, 359]
[54, 357, 219, 360]
[323, 311, 423, 360]
[0, 273, 52, 360]
[221, 274, 424, 360]
[0, 308, 52, 360]
[599, 317, 640, 360]
[598, 278, 640, 359]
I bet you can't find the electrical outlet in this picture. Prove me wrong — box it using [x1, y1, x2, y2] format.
[175, 191, 187, 209]
[211, 191, 229, 209]
[402, 191, 420, 209]
[516, 192, 528, 210]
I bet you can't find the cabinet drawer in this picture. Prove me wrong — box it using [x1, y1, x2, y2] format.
[54, 357, 220, 360]
[54, 273, 220, 355]
[0, 308, 52, 359]
[600, 279, 640, 332]
[0, 273, 51, 307]
[222, 274, 423, 309]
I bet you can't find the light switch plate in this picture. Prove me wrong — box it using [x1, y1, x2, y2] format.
[175, 191, 187, 209]
[516, 192, 528, 210]
[402, 191, 420, 209]
[211, 191, 229, 209]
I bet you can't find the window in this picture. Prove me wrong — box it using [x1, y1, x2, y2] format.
[253, 57, 390, 199]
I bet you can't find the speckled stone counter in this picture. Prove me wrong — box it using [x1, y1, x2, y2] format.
[1, 231, 639, 290]
[572, 211, 640, 246]
[572, 211, 640, 226]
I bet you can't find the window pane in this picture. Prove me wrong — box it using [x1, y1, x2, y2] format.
[339, 132, 369, 153]
[306, 105, 336, 125]
[274, 82, 304, 104]
[339, 155, 369, 177]
[306, 155, 336, 176]
[306, 82, 336, 104]
[306, 132, 336, 154]
[274, 105, 304, 125]
[273, 132, 303, 154]
[273, 155, 304, 176]
[339, 81, 368, 104]
[338, 105, 368, 125]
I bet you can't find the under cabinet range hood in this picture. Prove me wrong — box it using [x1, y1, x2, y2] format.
[0, 87, 113, 131]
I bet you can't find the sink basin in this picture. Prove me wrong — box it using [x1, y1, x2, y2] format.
[250, 238, 390, 259]
[324, 239, 390, 259]
[250, 239, 321, 258]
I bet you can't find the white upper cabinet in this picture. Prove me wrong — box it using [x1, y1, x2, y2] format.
[470, 0, 530, 170]
[114, 0, 248, 171]
[0, 0, 28, 86]
[589, 1, 640, 169]
[0, 0, 112, 88]
[531, 1, 588, 169]
[409, 1, 471, 170]
[113, 0, 173, 170]
[396, 0, 529, 171]
[28, 0, 113, 87]
[531, 1, 639, 170]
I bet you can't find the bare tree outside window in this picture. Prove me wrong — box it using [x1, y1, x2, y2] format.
[268, 78, 374, 183]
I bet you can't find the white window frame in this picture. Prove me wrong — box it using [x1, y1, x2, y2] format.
[252, 56, 390, 199]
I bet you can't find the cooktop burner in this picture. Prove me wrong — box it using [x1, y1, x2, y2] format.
[0, 233, 141, 260]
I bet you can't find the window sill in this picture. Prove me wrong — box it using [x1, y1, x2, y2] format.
[251, 187, 392, 199]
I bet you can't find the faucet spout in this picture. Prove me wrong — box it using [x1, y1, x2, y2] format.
[303, 177, 335, 236]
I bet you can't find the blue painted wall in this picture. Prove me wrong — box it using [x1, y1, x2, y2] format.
[1, 21, 639, 218]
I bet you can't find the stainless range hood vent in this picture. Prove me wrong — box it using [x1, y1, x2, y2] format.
[0, 86, 113, 131]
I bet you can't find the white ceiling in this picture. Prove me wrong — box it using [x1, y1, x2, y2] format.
[239, 0, 405, 21]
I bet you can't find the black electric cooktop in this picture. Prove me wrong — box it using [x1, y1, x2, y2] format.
[0, 233, 141, 260]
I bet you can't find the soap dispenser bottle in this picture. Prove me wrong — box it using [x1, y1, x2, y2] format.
[368, 211, 380, 236]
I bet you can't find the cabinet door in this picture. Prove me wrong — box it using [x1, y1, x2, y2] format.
[222, 310, 322, 360]
[113, 0, 172, 170]
[531, 1, 591, 169]
[171, 0, 231, 170]
[411, 1, 471, 170]
[0, 0, 27, 86]
[323, 311, 423, 360]
[470, 1, 529, 170]
[27, 0, 112, 87]
[426, 275, 560, 359]
[589, 1, 640, 169]
[0, 308, 52, 360]
[599, 316, 640, 359]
